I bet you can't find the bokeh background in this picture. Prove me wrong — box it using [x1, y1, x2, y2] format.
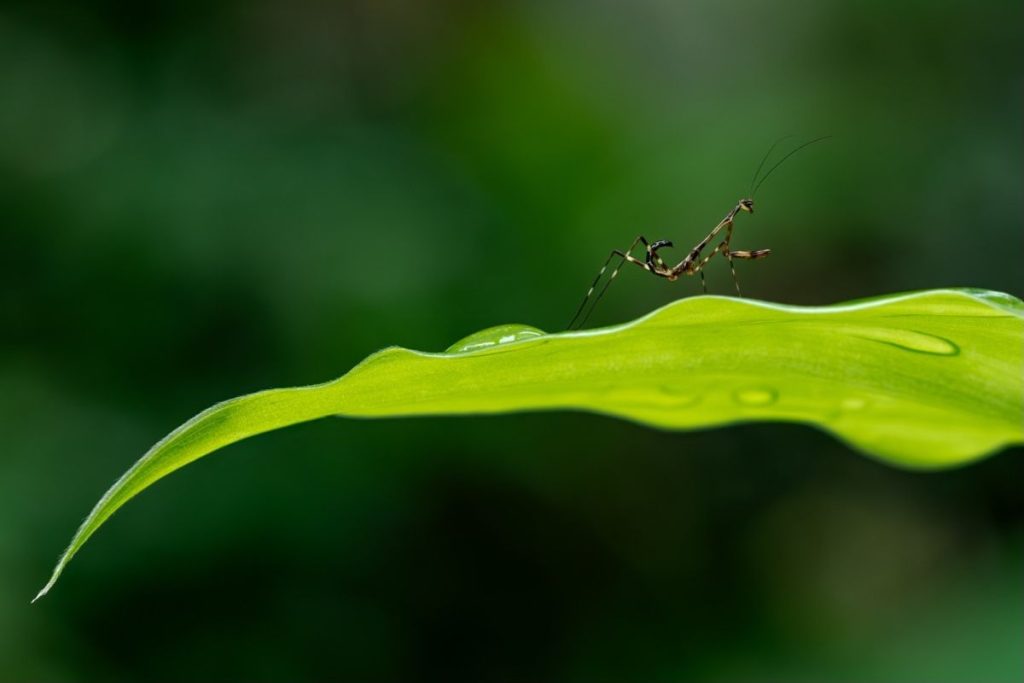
[2, 0, 1021, 681]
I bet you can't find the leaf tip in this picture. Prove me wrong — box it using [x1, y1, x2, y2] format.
[32, 567, 62, 603]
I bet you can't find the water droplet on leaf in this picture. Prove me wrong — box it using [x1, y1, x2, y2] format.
[734, 387, 778, 406]
[841, 397, 867, 411]
[851, 328, 959, 356]
[445, 324, 546, 354]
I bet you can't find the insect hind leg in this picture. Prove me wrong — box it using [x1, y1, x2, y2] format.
[730, 248, 771, 260]
[567, 236, 652, 330]
[725, 246, 771, 296]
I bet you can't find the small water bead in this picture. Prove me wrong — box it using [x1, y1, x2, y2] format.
[850, 327, 959, 356]
[958, 288, 1024, 315]
[659, 384, 701, 399]
[733, 387, 778, 406]
[840, 397, 867, 411]
[445, 324, 546, 354]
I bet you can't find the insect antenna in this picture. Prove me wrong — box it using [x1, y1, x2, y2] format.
[752, 135, 832, 197]
[748, 135, 793, 197]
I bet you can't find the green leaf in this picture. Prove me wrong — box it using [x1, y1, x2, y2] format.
[35, 288, 1024, 600]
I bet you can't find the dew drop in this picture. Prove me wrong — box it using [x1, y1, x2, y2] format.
[851, 328, 959, 356]
[840, 397, 867, 411]
[445, 324, 546, 354]
[659, 386, 702, 409]
[734, 387, 778, 406]
[601, 385, 700, 410]
[958, 288, 1024, 315]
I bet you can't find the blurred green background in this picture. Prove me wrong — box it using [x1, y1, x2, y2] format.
[2, 0, 1021, 681]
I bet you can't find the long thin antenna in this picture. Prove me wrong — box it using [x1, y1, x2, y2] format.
[748, 135, 793, 197]
[752, 135, 831, 197]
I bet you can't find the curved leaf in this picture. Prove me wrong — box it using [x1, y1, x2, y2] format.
[35, 288, 1024, 600]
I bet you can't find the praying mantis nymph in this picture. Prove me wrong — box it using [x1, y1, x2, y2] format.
[567, 136, 831, 330]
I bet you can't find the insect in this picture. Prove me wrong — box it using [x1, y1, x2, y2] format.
[567, 136, 830, 330]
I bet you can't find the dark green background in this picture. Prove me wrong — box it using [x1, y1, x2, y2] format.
[2, 1, 1021, 681]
